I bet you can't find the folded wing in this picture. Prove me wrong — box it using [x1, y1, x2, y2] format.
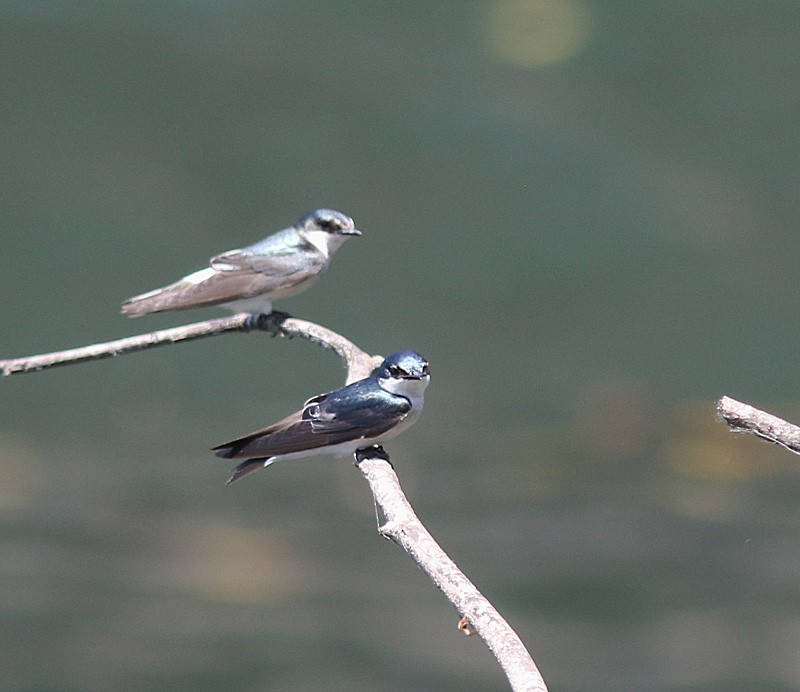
[121, 246, 326, 316]
[212, 383, 411, 461]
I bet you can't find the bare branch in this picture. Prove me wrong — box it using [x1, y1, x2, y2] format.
[717, 395, 800, 455]
[276, 316, 381, 383]
[3, 311, 546, 687]
[355, 447, 549, 692]
[0, 313, 379, 379]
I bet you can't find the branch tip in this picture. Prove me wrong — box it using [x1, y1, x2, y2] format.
[717, 395, 800, 456]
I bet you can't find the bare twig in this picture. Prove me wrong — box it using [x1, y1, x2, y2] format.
[355, 447, 549, 692]
[717, 395, 800, 455]
[0, 313, 379, 380]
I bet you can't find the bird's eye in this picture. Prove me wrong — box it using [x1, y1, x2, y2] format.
[388, 364, 402, 377]
[316, 215, 341, 232]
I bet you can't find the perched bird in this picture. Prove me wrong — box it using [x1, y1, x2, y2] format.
[121, 208, 361, 317]
[214, 350, 430, 484]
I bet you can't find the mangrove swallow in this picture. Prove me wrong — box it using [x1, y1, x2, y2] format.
[213, 350, 430, 484]
[121, 208, 361, 317]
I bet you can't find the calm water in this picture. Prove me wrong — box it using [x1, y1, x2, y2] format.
[2, 3, 800, 690]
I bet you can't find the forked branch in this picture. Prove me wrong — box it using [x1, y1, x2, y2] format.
[1, 313, 547, 690]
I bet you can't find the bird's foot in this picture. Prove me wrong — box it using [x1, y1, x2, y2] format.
[354, 444, 392, 465]
[244, 311, 291, 335]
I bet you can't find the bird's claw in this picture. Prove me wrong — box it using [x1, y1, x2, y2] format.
[244, 311, 291, 334]
[354, 444, 392, 465]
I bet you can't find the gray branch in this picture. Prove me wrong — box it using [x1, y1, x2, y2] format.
[355, 448, 549, 692]
[717, 395, 800, 454]
[2, 312, 547, 689]
[0, 313, 378, 380]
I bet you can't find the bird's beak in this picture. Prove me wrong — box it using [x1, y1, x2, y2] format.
[340, 227, 362, 237]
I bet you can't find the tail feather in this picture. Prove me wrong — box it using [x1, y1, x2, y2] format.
[226, 458, 272, 485]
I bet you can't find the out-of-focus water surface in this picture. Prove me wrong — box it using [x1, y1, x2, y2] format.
[2, 2, 800, 690]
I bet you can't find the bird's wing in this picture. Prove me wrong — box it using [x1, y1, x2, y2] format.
[121, 247, 326, 316]
[211, 408, 299, 458]
[212, 385, 411, 460]
[209, 239, 326, 276]
[305, 384, 410, 434]
[207, 246, 327, 293]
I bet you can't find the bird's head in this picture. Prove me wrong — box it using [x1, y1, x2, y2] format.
[376, 350, 430, 398]
[296, 208, 362, 256]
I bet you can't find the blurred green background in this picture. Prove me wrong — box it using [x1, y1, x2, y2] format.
[2, 2, 800, 690]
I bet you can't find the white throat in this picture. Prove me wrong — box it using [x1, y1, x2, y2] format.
[378, 375, 430, 402]
[301, 229, 346, 258]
